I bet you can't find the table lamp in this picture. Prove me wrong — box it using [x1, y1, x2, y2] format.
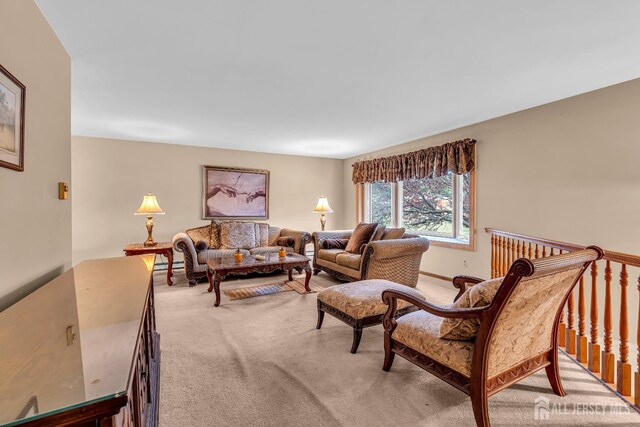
[135, 193, 165, 246]
[313, 196, 333, 231]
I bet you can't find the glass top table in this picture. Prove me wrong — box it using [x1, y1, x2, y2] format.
[0, 255, 154, 425]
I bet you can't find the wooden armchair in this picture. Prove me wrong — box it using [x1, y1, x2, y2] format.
[381, 247, 604, 427]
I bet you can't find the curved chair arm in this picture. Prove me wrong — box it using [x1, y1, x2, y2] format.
[280, 229, 311, 255]
[452, 275, 487, 301]
[173, 232, 197, 259]
[364, 237, 429, 260]
[381, 289, 486, 334]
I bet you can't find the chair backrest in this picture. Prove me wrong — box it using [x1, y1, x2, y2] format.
[479, 247, 603, 378]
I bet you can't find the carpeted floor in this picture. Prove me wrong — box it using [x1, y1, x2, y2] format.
[155, 269, 640, 426]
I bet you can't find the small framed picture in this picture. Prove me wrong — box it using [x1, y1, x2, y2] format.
[0, 64, 26, 172]
[202, 166, 269, 220]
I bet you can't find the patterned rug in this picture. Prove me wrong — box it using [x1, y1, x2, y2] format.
[223, 279, 324, 301]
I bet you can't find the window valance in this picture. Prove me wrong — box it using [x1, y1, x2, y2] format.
[351, 138, 476, 184]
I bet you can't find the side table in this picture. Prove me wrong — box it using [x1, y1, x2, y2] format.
[123, 242, 174, 286]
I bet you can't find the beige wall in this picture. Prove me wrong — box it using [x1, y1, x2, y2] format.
[343, 78, 640, 280]
[72, 136, 345, 264]
[0, 0, 71, 310]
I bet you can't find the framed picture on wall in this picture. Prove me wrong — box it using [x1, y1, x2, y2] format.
[0, 64, 26, 172]
[202, 166, 269, 220]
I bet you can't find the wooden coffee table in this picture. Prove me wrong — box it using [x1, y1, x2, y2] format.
[205, 253, 312, 307]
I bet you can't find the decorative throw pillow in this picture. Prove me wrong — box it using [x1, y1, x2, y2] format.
[321, 238, 349, 250]
[438, 278, 503, 340]
[194, 240, 209, 251]
[186, 225, 211, 245]
[256, 223, 270, 247]
[276, 236, 295, 247]
[209, 220, 221, 249]
[220, 222, 257, 249]
[371, 224, 386, 241]
[268, 227, 282, 246]
[382, 227, 405, 240]
[345, 222, 378, 254]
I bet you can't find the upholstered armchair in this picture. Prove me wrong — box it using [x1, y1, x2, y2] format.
[381, 247, 604, 427]
[312, 229, 429, 287]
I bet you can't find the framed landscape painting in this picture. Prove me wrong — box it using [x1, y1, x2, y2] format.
[202, 166, 269, 220]
[0, 64, 25, 172]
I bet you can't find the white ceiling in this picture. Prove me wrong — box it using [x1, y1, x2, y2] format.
[36, 0, 640, 159]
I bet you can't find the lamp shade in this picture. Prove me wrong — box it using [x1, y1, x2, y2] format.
[135, 193, 165, 215]
[313, 197, 333, 213]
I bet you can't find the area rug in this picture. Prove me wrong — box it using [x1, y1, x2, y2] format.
[223, 282, 292, 301]
[223, 279, 325, 301]
[284, 278, 325, 294]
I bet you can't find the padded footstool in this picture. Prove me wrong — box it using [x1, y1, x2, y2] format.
[316, 279, 426, 353]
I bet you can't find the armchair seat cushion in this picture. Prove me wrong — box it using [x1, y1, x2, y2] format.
[317, 248, 345, 263]
[393, 310, 475, 377]
[197, 249, 250, 263]
[317, 279, 425, 320]
[249, 246, 294, 255]
[335, 253, 362, 270]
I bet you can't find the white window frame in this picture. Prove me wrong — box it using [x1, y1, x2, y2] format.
[364, 171, 475, 251]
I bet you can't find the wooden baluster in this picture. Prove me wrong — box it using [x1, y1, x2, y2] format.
[527, 242, 533, 259]
[497, 236, 502, 276]
[511, 239, 516, 264]
[588, 262, 600, 373]
[617, 264, 631, 396]
[576, 276, 587, 363]
[490, 235, 496, 279]
[557, 248, 567, 346]
[516, 240, 521, 260]
[542, 245, 547, 258]
[506, 238, 512, 270]
[601, 260, 615, 383]
[501, 237, 507, 276]
[566, 284, 576, 355]
[635, 275, 640, 406]
[535, 243, 540, 259]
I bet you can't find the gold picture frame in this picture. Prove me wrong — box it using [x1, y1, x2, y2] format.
[0, 64, 26, 172]
[202, 165, 269, 220]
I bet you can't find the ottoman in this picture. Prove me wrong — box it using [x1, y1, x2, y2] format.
[316, 279, 426, 353]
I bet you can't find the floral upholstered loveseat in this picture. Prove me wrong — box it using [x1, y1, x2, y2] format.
[312, 224, 430, 287]
[173, 221, 310, 286]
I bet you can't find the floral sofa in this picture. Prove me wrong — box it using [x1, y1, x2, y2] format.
[173, 221, 310, 286]
[312, 225, 430, 287]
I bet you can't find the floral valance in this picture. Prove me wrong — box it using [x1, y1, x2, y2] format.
[351, 138, 476, 184]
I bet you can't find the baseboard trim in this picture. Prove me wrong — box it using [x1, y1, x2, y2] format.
[419, 270, 453, 282]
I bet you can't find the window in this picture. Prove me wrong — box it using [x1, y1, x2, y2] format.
[364, 172, 474, 249]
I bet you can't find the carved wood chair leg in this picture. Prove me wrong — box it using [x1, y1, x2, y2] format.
[545, 351, 566, 396]
[316, 309, 325, 330]
[351, 325, 363, 354]
[470, 391, 491, 427]
[188, 279, 197, 287]
[382, 336, 395, 372]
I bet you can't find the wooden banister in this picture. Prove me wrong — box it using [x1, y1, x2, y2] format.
[485, 228, 640, 410]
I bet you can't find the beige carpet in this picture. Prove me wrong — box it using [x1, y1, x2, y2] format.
[155, 270, 640, 426]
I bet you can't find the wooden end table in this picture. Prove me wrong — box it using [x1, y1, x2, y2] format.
[206, 253, 312, 307]
[123, 242, 174, 286]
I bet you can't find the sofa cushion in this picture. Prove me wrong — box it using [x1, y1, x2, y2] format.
[194, 240, 209, 251]
[220, 222, 257, 249]
[371, 224, 386, 241]
[345, 222, 378, 254]
[382, 227, 405, 240]
[276, 236, 295, 247]
[321, 238, 349, 250]
[439, 277, 502, 340]
[268, 227, 281, 246]
[317, 248, 345, 263]
[316, 258, 361, 279]
[254, 223, 270, 247]
[335, 253, 362, 270]
[393, 309, 475, 377]
[317, 279, 425, 320]
[186, 225, 211, 244]
[197, 248, 250, 263]
[249, 246, 294, 255]
[209, 220, 221, 249]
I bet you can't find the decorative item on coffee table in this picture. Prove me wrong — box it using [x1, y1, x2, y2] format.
[205, 253, 312, 307]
